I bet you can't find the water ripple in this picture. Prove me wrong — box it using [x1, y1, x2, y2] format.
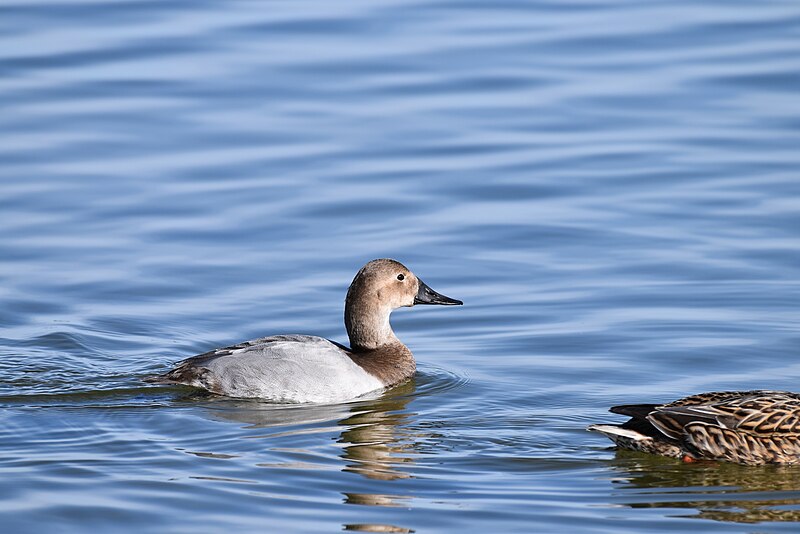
[2, 0, 800, 532]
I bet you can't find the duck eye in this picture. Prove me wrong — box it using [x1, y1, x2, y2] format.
[397, 273, 405, 281]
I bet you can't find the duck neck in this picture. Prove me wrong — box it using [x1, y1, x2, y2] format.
[344, 301, 415, 386]
[345, 298, 401, 351]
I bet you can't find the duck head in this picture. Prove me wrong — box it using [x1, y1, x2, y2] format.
[344, 259, 462, 350]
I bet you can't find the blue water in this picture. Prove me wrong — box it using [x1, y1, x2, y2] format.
[2, 0, 800, 532]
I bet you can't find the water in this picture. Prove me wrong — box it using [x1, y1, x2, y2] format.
[1, 0, 799, 532]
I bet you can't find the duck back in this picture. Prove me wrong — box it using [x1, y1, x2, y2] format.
[150, 335, 384, 403]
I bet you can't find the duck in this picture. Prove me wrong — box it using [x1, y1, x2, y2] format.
[145, 258, 462, 403]
[589, 390, 800, 465]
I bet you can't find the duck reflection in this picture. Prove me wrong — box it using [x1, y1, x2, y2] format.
[193, 380, 422, 533]
[190, 379, 424, 533]
[338, 379, 418, 482]
[604, 450, 800, 523]
[193, 378, 423, 483]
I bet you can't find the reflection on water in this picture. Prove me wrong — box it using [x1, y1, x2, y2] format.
[199, 379, 422, 532]
[339, 380, 418, 482]
[606, 451, 800, 524]
[202, 381, 421, 482]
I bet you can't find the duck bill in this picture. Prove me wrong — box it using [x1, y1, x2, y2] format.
[414, 279, 463, 306]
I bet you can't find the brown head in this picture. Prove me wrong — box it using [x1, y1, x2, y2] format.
[344, 258, 462, 351]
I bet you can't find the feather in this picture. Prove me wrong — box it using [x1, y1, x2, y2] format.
[590, 390, 800, 465]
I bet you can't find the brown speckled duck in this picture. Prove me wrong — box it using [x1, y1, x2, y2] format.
[589, 390, 800, 465]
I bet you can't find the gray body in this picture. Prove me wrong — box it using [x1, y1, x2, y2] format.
[159, 335, 383, 403]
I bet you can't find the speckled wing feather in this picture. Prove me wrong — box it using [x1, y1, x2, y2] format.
[653, 391, 800, 434]
[592, 390, 800, 465]
[650, 391, 800, 464]
[683, 422, 800, 465]
[662, 390, 772, 407]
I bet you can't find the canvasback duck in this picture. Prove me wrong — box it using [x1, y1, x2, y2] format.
[589, 390, 800, 465]
[146, 259, 462, 403]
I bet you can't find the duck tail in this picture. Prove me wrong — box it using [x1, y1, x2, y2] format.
[142, 373, 174, 384]
[587, 424, 652, 443]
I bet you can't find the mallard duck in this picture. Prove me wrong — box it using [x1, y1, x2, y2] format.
[589, 390, 800, 465]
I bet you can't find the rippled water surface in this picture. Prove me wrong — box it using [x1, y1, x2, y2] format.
[2, 0, 800, 532]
